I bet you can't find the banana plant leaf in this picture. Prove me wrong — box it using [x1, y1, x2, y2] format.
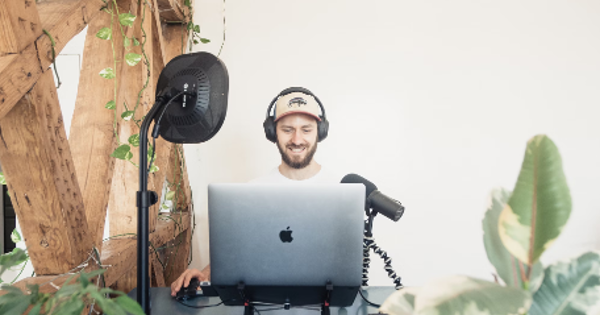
[498, 134, 571, 266]
[483, 188, 543, 292]
[379, 287, 419, 315]
[415, 275, 531, 315]
[530, 251, 600, 315]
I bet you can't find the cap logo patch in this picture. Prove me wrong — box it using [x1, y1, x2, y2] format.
[288, 97, 307, 108]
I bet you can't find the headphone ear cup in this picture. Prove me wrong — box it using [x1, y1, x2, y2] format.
[263, 117, 277, 143]
[317, 118, 329, 142]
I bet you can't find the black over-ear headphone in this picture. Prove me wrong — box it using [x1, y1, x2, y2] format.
[263, 87, 329, 143]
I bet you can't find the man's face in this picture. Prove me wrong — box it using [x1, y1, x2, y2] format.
[276, 114, 319, 169]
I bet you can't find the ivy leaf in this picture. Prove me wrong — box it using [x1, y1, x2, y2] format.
[194, 25, 200, 33]
[187, 22, 193, 30]
[149, 165, 159, 173]
[161, 204, 170, 210]
[193, 39, 199, 45]
[105, 100, 116, 109]
[125, 53, 142, 66]
[0, 248, 28, 273]
[111, 144, 131, 160]
[200, 38, 210, 44]
[96, 27, 112, 40]
[118, 13, 136, 27]
[184, 0, 191, 7]
[121, 111, 134, 121]
[147, 144, 155, 160]
[128, 134, 140, 147]
[133, 37, 140, 46]
[165, 191, 176, 201]
[99, 68, 115, 79]
[10, 229, 21, 243]
[0, 172, 5, 185]
[123, 37, 131, 47]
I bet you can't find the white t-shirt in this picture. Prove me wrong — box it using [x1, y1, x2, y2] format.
[250, 167, 339, 184]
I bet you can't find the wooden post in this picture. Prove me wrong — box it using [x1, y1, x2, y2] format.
[69, 0, 135, 250]
[0, 71, 93, 274]
[108, 0, 156, 236]
[0, 0, 196, 289]
[0, 0, 43, 55]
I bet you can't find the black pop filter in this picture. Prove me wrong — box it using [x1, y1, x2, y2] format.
[155, 51, 229, 143]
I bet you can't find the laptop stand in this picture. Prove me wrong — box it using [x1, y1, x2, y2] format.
[236, 281, 335, 315]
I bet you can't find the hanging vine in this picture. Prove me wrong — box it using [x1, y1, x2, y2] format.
[95, 0, 206, 279]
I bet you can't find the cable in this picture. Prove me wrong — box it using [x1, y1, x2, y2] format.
[358, 289, 381, 308]
[146, 90, 191, 175]
[175, 299, 226, 309]
[254, 306, 284, 313]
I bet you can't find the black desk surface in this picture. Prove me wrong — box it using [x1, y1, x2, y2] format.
[128, 287, 395, 315]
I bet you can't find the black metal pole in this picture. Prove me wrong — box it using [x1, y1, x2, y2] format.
[137, 101, 163, 314]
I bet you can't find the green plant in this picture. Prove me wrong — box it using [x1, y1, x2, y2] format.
[0, 248, 145, 315]
[379, 134, 600, 315]
[0, 230, 31, 285]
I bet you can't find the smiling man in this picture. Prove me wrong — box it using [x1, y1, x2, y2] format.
[170, 87, 336, 296]
[252, 87, 335, 182]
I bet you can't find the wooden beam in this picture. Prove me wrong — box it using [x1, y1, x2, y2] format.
[0, 71, 93, 275]
[0, 46, 43, 121]
[101, 212, 190, 287]
[36, 0, 106, 70]
[68, 0, 133, 250]
[152, 250, 166, 287]
[5, 212, 188, 295]
[163, 23, 188, 62]
[167, 145, 192, 210]
[0, 0, 108, 120]
[163, 220, 191, 285]
[151, 0, 168, 66]
[107, 0, 151, 237]
[156, 0, 188, 23]
[0, 0, 43, 55]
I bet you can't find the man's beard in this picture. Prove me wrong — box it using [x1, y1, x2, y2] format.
[277, 141, 318, 169]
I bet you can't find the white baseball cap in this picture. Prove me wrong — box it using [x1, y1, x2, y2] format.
[274, 92, 321, 122]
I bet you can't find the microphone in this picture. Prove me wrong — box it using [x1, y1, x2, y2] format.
[341, 174, 404, 222]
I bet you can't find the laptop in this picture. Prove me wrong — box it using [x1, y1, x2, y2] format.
[208, 183, 365, 307]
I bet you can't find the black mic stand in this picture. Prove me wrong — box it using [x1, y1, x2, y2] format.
[362, 210, 403, 290]
[136, 97, 168, 314]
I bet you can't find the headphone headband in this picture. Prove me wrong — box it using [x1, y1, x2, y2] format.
[265, 87, 327, 120]
[263, 87, 329, 143]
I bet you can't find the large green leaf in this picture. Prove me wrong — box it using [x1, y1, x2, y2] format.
[498, 135, 571, 265]
[379, 287, 418, 315]
[415, 275, 531, 315]
[530, 252, 600, 315]
[483, 188, 543, 291]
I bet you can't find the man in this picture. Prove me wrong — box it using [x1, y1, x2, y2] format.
[170, 87, 334, 296]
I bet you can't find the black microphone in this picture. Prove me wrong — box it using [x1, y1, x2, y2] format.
[341, 174, 404, 222]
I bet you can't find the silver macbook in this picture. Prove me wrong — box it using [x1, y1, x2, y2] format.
[208, 183, 365, 306]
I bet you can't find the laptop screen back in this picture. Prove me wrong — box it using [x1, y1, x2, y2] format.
[208, 183, 365, 306]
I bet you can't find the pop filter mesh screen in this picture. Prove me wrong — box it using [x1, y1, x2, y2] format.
[156, 52, 229, 143]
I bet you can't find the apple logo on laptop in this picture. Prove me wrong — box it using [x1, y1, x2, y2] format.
[279, 226, 293, 243]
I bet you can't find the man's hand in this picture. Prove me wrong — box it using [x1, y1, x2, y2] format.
[170, 268, 209, 297]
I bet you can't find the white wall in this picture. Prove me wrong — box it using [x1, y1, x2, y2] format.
[186, 0, 600, 286]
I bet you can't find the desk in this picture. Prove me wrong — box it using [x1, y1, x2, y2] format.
[128, 287, 395, 315]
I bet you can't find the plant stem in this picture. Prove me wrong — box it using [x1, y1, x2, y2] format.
[109, 2, 120, 145]
[42, 29, 61, 88]
[133, 0, 150, 116]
